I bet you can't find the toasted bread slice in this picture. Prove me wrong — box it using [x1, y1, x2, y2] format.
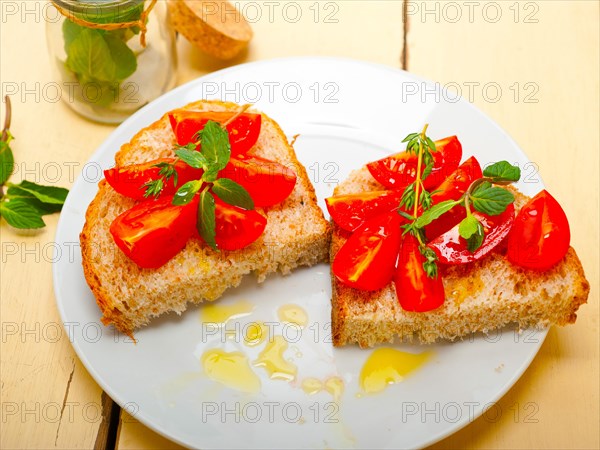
[81, 100, 331, 336]
[331, 166, 590, 347]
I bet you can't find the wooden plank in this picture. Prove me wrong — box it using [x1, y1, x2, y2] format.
[404, 1, 599, 448]
[175, 0, 405, 84]
[0, 2, 116, 447]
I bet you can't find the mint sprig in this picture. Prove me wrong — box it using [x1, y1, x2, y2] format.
[141, 114, 255, 250]
[0, 97, 69, 229]
[399, 130, 438, 211]
[411, 160, 521, 253]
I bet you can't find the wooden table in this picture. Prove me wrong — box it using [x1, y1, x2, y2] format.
[1, 1, 598, 448]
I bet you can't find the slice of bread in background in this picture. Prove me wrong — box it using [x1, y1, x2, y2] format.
[81, 100, 331, 337]
[331, 166, 590, 348]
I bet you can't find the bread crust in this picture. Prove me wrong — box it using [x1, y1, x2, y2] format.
[81, 100, 331, 337]
[330, 168, 590, 347]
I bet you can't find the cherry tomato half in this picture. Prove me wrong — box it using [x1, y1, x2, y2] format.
[110, 196, 198, 269]
[367, 135, 462, 190]
[394, 234, 445, 312]
[325, 190, 405, 232]
[507, 190, 570, 271]
[104, 158, 203, 201]
[214, 198, 267, 251]
[424, 156, 483, 240]
[218, 155, 297, 207]
[428, 203, 515, 265]
[333, 212, 403, 291]
[169, 111, 262, 154]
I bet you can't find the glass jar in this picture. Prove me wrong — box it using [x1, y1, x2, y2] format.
[46, 0, 177, 124]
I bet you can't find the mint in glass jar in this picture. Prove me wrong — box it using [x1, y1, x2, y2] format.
[46, 0, 177, 123]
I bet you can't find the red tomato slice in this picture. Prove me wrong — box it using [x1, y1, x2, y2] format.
[332, 212, 403, 291]
[507, 190, 570, 271]
[428, 204, 515, 264]
[110, 196, 198, 269]
[367, 135, 462, 190]
[218, 155, 297, 207]
[424, 156, 483, 240]
[394, 234, 445, 312]
[214, 198, 267, 251]
[325, 190, 405, 232]
[169, 111, 262, 154]
[104, 158, 203, 201]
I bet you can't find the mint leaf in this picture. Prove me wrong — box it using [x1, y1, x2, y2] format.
[414, 199, 459, 229]
[0, 140, 14, 185]
[172, 180, 202, 205]
[458, 215, 479, 239]
[198, 190, 217, 250]
[66, 28, 113, 81]
[102, 33, 137, 80]
[8, 180, 68, 205]
[175, 148, 207, 169]
[483, 161, 521, 182]
[466, 221, 485, 253]
[402, 132, 419, 143]
[5, 185, 63, 214]
[470, 182, 514, 215]
[201, 121, 231, 171]
[212, 178, 254, 210]
[0, 200, 45, 229]
[62, 19, 84, 53]
[66, 28, 136, 83]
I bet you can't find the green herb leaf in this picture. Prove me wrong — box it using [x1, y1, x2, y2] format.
[62, 19, 84, 53]
[0, 199, 45, 229]
[458, 215, 480, 240]
[202, 167, 220, 183]
[143, 178, 163, 198]
[402, 132, 419, 143]
[0, 140, 14, 185]
[483, 161, 521, 182]
[173, 180, 202, 206]
[400, 182, 416, 209]
[155, 162, 178, 186]
[419, 189, 433, 210]
[414, 199, 460, 228]
[420, 245, 439, 278]
[470, 182, 515, 215]
[421, 161, 433, 182]
[426, 136, 436, 152]
[175, 148, 207, 170]
[65, 28, 136, 83]
[200, 121, 231, 171]
[212, 178, 254, 210]
[8, 180, 68, 205]
[5, 185, 63, 214]
[466, 221, 485, 253]
[198, 190, 217, 250]
[398, 210, 415, 221]
[102, 33, 137, 80]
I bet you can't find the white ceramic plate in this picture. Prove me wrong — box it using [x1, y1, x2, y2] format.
[54, 57, 547, 449]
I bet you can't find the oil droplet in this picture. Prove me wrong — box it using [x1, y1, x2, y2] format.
[301, 378, 323, 395]
[253, 335, 297, 381]
[243, 322, 267, 347]
[277, 304, 308, 327]
[359, 348, 432, 394]
[201, 299, 254, 324]
[201, 349, 261, 393]
[324, 376, 344, 401]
